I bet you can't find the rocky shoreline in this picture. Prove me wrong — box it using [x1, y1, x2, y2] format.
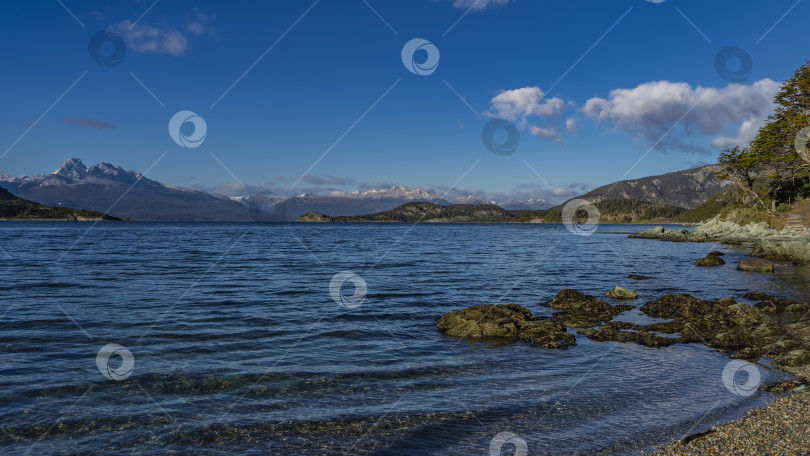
[624, 219, 810, 454]
[437, 289, 810, 366]
[435, 217, 810, 454]
[629, 218, 810, 265]
[437, 228, 810, 455]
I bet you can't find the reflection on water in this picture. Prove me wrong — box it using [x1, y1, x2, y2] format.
[0, 222, 805, 455]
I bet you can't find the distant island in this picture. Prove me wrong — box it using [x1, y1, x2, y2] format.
[296, 199, 694, 224]
[0, 187, 124, 221]
[298, 202, 514, 223]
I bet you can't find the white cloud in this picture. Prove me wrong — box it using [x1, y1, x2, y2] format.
[490, 87, 565, 121]
[489, 86, 567, 143]
[710, 117, 763, 150]
[109, 20, 188, 56]
[583, 79, 780, 153]
[530, 125, 562, 143]
[184, 9, 217, 37]
[453, 0, 513, 11]
[566, 117, 578, 134]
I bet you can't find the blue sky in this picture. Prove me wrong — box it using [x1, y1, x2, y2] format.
[0, 0, 808, 202]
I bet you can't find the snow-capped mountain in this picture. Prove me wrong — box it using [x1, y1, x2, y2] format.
[448, 195, 494, 205]
[47, 158, 142, 185]
[336, 186, 442, 201]
[498, 198, 555, 210]
[0, 158, 255, 221]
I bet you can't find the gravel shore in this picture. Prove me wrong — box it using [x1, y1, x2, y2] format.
[650, 349, 810, 455]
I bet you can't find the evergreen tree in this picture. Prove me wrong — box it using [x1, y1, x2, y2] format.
[719, 60, 810, 209]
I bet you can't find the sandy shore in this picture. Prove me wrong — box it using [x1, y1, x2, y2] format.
[651, 365, 810, 455]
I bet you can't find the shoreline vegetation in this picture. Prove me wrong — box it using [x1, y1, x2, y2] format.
[0, 187, 125, 221]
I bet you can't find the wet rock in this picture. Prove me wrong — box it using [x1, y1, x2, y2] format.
[710, 332, 750, 351]
[744, 295, 810, 325]
[518, 321, 577, 348]
[694, 254, 725, 267]
[604, 286, 638, 299]
[628, 274, 652, 280]
[787, 303, 810, 313]
[547, 289, 612, 313]
[742, 291, 810, 324]
[738, 258, 775, 272]
[731, 347, 762, 359]
[724, 303, 765, 327]
[578, 321, 681, 348]
[436, 304, 575, 348]
[640, 294, 729, 320]
[786, 320, 810, 341]
[592, 293, 799, 358]
[775, 349, 810, 367]
[437, 304, 527, 338]
[765, 340, 803, 356]
[743, 290, 773, 301]
[760, 380, 806, 393]
[708, 251, 725, 256]
[545, 289, 631, 329]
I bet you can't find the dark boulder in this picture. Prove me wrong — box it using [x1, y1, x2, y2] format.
[775, 349, 810, 367]
[579, 293, 807, 362]
[628, 274, 653, 280]
[738, 258, 775, 272]
[694, 254, 725, 267]
[545, 289, 632, 328]
[436, 304, 575, 349]
[578, 321, 681, 348]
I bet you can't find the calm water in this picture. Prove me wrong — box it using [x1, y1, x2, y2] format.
[1, 222, 808, 455]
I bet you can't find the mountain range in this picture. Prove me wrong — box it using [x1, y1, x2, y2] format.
[0, 159, 254, 221]
[0, 159, 729, 221]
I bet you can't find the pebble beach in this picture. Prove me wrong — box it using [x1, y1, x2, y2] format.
[652, 368, 810, 456]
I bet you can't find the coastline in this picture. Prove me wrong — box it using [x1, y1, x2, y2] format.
[629, 218, 810, 265]
[651, 365, 810, 455]
[627, 219, 810, 454]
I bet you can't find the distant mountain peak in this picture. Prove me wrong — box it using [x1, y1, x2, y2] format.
[2, 158, 255, 221]
[53, 158, 88, 179]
